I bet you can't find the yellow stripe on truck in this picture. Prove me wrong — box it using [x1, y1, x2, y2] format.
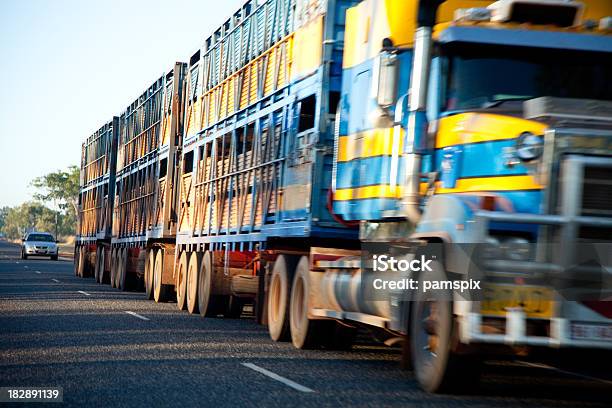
[334, 175, 541, 201]
[436, 113, 548, 149]
[337, 127, 404, 162]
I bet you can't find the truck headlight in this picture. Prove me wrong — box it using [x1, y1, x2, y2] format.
[500, 237, 531, 261]
[481, 237, 501, 259]
[516, 132, 543, 161]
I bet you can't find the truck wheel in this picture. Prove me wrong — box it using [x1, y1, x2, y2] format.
[145, 249, 155, 300]
[73, 247, 79, 275]
[78, 247, 86, 278]
[290, 256, 323, 349]
[94, 247, 102, 283]
[176, 251, 189, 310]
[110, 249, 117, 288]
[153, 249, 170, 302]
[119, 248, 129, 291]
[198, 251, 213, 316]
[268, 255, 297, 342]
[115, 248, 124, 289]
[115, 248, 123, 289]
[81, 248, 90, 277]
[198, 251, 224, 316]
[88, 248, 95, 277]
[95, 247, 105, 284]
[186, 252, 200, 314]
[410, 261, 481, 393]
[101, 247, 109, 284]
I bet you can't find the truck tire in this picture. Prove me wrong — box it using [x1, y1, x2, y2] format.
[73, 247, 79, 275]
[94, 247, 103, 283]
[186, 252, 200, 314]
[101, 247, 109, 284]
[145, 249, 155, 300]
[78, 247, 86, 278]
[51, 254, 58, 261]
[119, 248, 129, 291]
[176, 251, 189, 310]
[93, 248, 99, 282]
[112, 248, 120, 288]
[110, 249, 117, 288]
[115, 248, 123, 289]
[198, 251, 225, 317]
[268, 255, 298, 342]
[115, 248, 124, 289]
[115, 248, 122, 289]
[153, 249, 170, 303]
[290, 256, 324, 349]
[410, 261, 481, 393]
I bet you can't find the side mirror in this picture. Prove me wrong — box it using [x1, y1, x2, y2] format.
[373, 50, 398, 109]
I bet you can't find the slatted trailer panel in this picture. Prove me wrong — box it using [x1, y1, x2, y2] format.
[184, 0, 334, 140]
[80, 120, 117, 186]
[178, 0, 359, 248]
[113, 64, 187, 242]
[77, 118, 119, 241]
[75, 118, 119, 279]
[180, 107, 285, 238]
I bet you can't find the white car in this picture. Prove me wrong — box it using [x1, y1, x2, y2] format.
[21, 232, 59, 261]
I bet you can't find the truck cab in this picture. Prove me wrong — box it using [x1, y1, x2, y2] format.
[326, 0, 612, 393]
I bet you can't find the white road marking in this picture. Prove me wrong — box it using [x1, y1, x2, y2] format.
[24, 265, 29, 269]
[78, 290, 91, 296]
[51, 279, 60, 283]
[519, 362, 612, 386]
[124, 311, 150, 321]
[242, 363, 314, 393]
[35, 271, 41, 274]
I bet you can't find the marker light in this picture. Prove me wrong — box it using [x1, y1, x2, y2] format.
[600, 17, 612, 31]
[516, 132, 543, 161]
[454, 8, 492, 22]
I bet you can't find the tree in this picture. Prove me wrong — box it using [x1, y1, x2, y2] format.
[0, 206, 8, 232]
[1, 202, 58, 239]
[30, 165, 79, 237]
[31, 165, 79, 215]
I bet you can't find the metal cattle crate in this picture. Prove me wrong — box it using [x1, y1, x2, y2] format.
[177, 0, 358, 250]
[75, 117, 119, 278]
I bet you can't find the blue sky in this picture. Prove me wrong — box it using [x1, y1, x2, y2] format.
[0, 0, 242, 207]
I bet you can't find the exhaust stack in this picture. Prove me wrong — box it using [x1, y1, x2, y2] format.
[401, 0, 445, 224]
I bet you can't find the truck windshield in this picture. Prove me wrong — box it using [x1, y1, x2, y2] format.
[442, 43, 612, 111]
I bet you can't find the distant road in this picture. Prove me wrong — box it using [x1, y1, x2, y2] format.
[0, 240, 610, 407]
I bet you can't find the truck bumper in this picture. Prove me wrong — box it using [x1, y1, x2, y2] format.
[460, 310, 612, 349]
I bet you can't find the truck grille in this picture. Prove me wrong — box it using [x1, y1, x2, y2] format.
[582, 166, 612, 217]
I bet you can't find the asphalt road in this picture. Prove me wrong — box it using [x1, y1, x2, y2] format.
[0, 240, 610, 407]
